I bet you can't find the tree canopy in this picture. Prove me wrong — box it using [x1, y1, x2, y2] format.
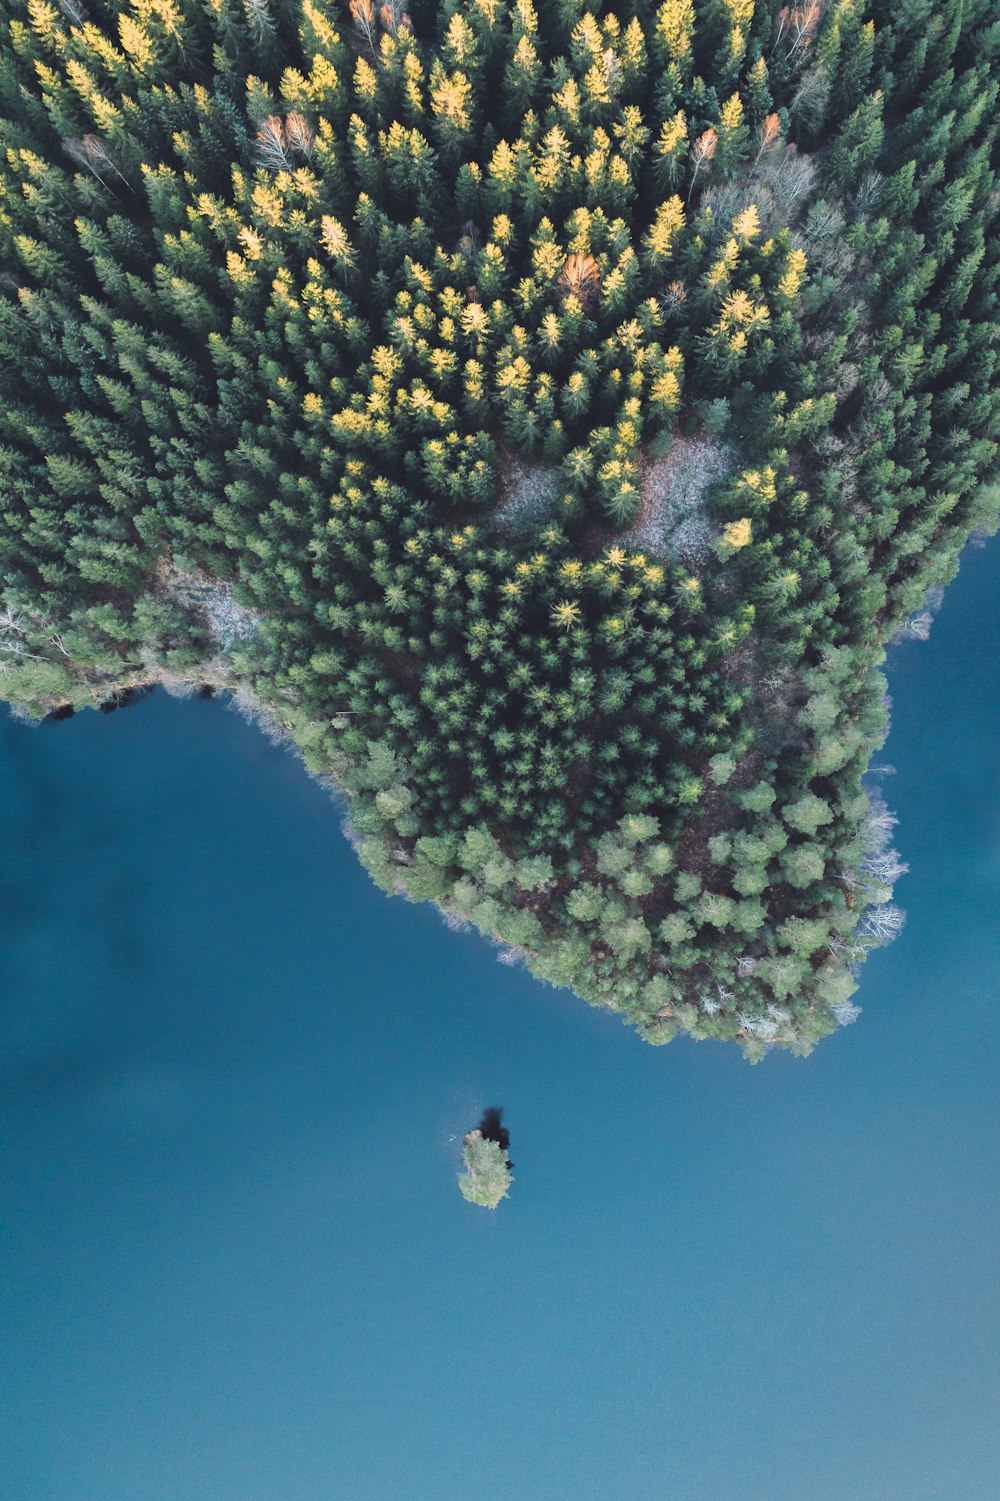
[0, 0, 997, 1056]
[459, 1129, 513, 1209]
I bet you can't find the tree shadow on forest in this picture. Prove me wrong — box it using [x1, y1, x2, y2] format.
[477, 1108, 513, 1170]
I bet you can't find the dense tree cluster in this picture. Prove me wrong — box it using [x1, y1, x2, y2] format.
[458, 1127, 513, 1207]
[0, 0, 997, 1056]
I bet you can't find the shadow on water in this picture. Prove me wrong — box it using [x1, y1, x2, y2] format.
[97, 686, 153, 714]
[477, 1107, 513, 1170]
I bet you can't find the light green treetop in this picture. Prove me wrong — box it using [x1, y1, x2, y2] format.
[458, 1129, 513, 1209]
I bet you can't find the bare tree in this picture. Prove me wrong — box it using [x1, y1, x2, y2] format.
[772, 3, 824, 63]
[350, 0, 379, 60]
[738, 1011, 781, 1042]
[752, 113, 782, 171]
[686, 127, 717, 207]
[827, 933, 868, 963]
[253, 115, 293, 172]
[558, 253, 601, 312]
[861, 851, 909, 887]
[63, 134, 130, 191]
[379, 0, 408, 38]
[863, 794, 898, 854]
[283, 111, 315, 160]
[770, 147, 816, 218]
[0, 605, 26, 636]
[0, 605, 45, 662]
[254, 113, 316, 172]
[854, 172, 884, 217]
[858, 903, 906, 944]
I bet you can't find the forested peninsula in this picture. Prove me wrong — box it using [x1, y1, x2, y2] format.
[1, 0, 998, 1057]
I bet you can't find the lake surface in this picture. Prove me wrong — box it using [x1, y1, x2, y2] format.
[2, 542, 998, 1501]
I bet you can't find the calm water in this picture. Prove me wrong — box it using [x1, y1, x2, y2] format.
[2, 543, 998, 1501]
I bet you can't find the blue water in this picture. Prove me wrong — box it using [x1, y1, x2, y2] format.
[2, 542, 998, 1501]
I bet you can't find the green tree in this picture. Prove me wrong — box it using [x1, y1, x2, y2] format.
[458, 1130, 512, 1208]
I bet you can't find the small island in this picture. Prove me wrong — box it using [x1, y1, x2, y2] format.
[458, 1129, 513, 1211]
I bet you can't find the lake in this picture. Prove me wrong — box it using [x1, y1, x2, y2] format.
[2, 541, 998, 1501]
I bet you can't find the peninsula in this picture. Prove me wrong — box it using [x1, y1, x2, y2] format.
[0, 0, 996, 1056]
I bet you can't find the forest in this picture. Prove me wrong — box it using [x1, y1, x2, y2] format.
[0, 0, 997, 1056]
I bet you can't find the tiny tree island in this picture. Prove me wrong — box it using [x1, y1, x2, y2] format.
[459, 1130, 514, 1209]
[0, 1, 997, 1057]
